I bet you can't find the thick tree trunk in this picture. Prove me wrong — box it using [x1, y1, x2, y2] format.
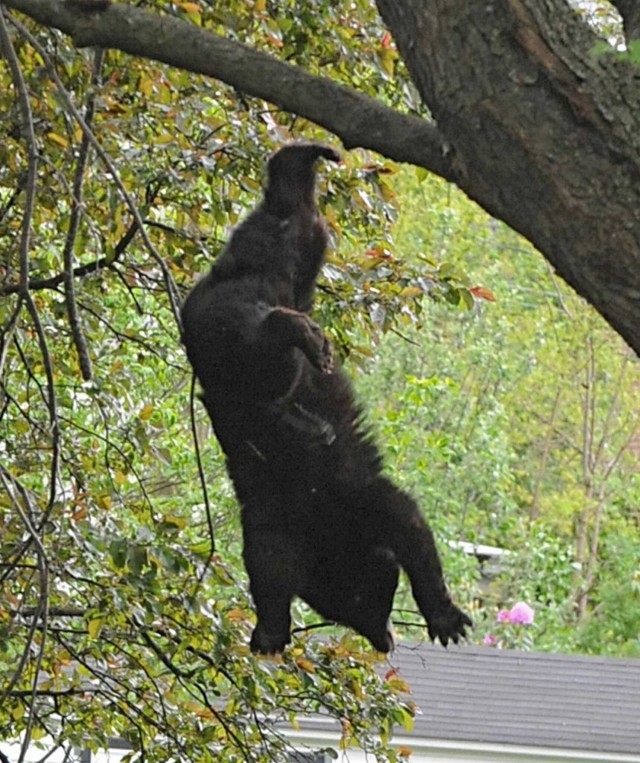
[376, 0, 640, 354]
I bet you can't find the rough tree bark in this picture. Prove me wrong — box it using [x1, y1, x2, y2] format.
[3, 0, 640, 354]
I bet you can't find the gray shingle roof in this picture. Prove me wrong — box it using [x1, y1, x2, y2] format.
[390, 643, 640, 755]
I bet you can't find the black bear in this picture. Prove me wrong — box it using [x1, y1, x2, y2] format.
[181, 142, 471, 654]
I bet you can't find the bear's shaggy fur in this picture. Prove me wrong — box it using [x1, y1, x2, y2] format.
[181, 143, 471, 653]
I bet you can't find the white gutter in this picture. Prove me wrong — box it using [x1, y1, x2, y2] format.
[284, 727, 640, 763]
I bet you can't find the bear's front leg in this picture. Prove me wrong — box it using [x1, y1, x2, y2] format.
[263, 307, 333, 374]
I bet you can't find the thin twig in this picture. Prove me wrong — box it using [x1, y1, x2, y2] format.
[190, 373, 215, 557]
[0, 217, 141, 296]
[62, 47, 106, 381]
[0, 298, 22, 382]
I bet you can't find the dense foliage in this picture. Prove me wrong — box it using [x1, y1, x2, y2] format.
[1, 2, 638, 762]
[365, 171, 640, 657]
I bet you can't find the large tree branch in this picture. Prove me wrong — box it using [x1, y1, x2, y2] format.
[2, 0, 455, 181]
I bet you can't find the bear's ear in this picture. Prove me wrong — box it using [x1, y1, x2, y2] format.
[310, 144, 341, 164]
[267, 142, 341, 177]
[274, 141, 340, 161]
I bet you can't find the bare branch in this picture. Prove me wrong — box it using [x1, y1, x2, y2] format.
[0, 219, 139, 296]
[189, 373, 215, 558]
[0, 297, 21, 380]
[60, 46, 106, 382]
[6, 688, 99, 697]
[0, 7, 36, 294]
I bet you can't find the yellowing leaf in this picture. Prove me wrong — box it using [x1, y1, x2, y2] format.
[161, 514, 187, 530]
[47, 132, 69, 148]
[379, 179, 396, 201]
[349, 679, 363, 699]
[87, 616, 105, 639]
[361, 257, 381, 271]
[226, 608, 249, 622]
[378, 47, 398, 76]
[266, 35, 284, 48]
[295, 657, 315, 673]
[71, 507, 89, 522]
[400, 286, 423, 298]
[386, 677, 411, 693]
[12, 704, 24, 721]
[470, 285, 497, 302]
[138, 76, 154, 97]
[351, 345, 374, 358]
[254, 0, 266, 10]
[323, 204, 342, 233]
[139, 403, 154, 420]
[114, 470, 128, 485]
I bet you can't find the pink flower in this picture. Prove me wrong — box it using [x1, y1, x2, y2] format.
[483, 634, 497, 646]
[496, 609, 511, 623]
[508, 601, 535, 625]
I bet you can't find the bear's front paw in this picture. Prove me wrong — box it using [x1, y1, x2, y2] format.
[316, 333, 334, 374]
[302, 320, 333, 374]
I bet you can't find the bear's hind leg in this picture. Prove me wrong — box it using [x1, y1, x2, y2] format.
[243, 527, 300, 654]
[362, 478, 472, 646]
